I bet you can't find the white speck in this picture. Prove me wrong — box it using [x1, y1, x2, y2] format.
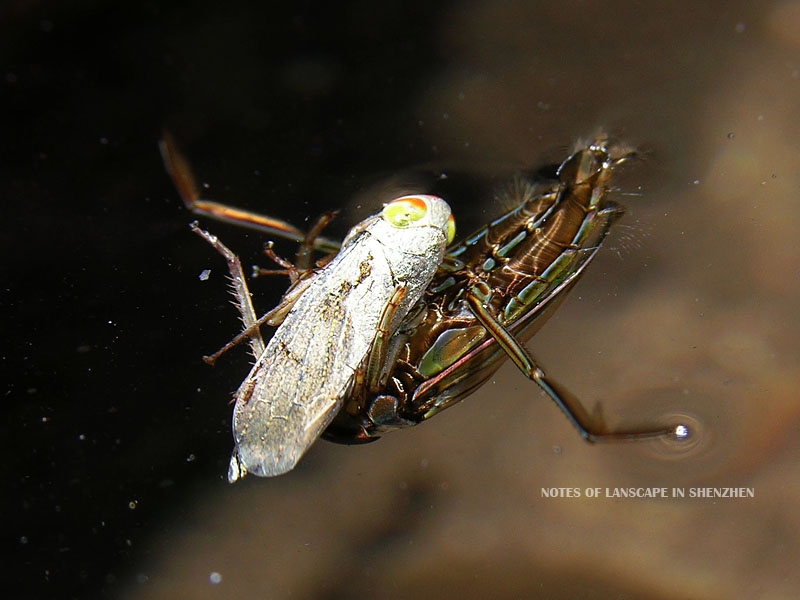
[674, 425, 689, 439]
[692, 179, 700, 185]
[209, 572, 222, 584]
[199, 269, 211, 281]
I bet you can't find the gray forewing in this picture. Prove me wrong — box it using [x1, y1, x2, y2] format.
[229, 215, 448, 478]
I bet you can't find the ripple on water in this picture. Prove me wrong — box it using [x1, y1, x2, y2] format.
[613, 386, 722, 465]
[644, 410, 710, 461]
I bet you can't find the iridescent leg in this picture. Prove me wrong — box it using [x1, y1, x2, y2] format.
[465, 291, 687, 442]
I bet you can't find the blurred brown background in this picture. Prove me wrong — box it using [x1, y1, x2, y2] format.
[3, 1, 799, 598]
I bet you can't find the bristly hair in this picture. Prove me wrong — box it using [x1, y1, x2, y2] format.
[225, 273, 265, 361]
[493, 172, 546, 213]
[608, 221, 650, 259]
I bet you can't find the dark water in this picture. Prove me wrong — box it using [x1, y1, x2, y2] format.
[4, 1, 800, 598]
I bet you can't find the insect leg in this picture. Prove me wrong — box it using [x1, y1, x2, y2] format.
[252, 211, 340, 281]
[359, 284, 408, 393]
[465, 292, 683, 441]
[200, 282, 315, 366]
[295, 210, 340, 272]
[252, 240, 299, 279]
[190, 222, 265, 362]
[195, 219, 323, 365]
[160, 132, 340, 253]
[191, 228, 317, 366]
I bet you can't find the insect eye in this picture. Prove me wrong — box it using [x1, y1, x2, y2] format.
[382, 196, 429, 228]
[445, 214, 456, 244]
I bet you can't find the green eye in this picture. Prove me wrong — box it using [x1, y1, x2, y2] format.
[445, 214, 456, 244]
[382, 196, 429, 228]
[382, 195, 455, 243]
